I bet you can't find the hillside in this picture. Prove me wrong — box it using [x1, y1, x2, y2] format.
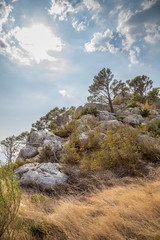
[1, 73, 160, 239]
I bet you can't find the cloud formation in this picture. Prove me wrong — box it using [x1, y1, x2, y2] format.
[85, 0, 160, 66]
[58, 89, 70, 98]
[0, 0, 13, 32]
[1, 23, 65, 67]
[48, 0, 102, 31]
[85, 29, 119, 54]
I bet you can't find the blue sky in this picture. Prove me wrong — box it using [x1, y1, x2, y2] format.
[0, 0, 160, 141]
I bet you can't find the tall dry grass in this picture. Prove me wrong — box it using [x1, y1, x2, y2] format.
[15, 169, 160, 240]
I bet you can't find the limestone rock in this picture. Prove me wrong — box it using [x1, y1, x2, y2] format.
[98, 111, 116, 121]
[98, 120, 121, 131]
[15, 162, 68, 190]
[123, 114, 144, 125]
[18, 130, 62, 161]
[18, 146, 38, 160]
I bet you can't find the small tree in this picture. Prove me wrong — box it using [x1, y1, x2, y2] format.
[87, 68, 118, 113]
[1, 136, 19, 163]
[127, 75, 153, 103]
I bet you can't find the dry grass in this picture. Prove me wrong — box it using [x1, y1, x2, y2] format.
[15, 168, 160, 240]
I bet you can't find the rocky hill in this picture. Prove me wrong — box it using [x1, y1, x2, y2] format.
[12, 101, 160, 193]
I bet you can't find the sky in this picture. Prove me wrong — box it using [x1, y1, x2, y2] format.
[0, 0, 160, 142]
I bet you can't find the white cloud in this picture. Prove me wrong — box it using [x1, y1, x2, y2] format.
[83, 0, 100, 11]
[58, 89, 70, 98]
[48, 0, 102, 31]
[72, 19, 86, 31]
[116, 0, 160, 66]
[144, 23, 160, 43]
[109, 5, 122, 16]
[141, 0, 157, 10]
[0, 0, 13, 32]
[2, 23, 65, 66]
[48, 0, 76, 21]
[85, 29, 119, 54]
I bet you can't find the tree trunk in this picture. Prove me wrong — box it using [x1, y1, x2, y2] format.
[108, 97, 114, 113]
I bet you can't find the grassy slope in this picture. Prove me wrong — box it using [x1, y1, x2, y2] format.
[15, 168, 160, 240]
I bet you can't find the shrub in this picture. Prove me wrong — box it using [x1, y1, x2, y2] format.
[141, 119, 160, 137]
[0, 162, 21, 239]
[30, 194, 47, 204]
[75, 107, 98, 119]
[127, 101, 139, 108]
[94, 125, 143, 176]
[140, 108, 150, 117]
[38, 144, 53, 162]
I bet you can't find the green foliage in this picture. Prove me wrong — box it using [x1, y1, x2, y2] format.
[53, 119, 78, 138]
[75, 107, 98, 119]
[32, 106, 76, 131]
[143, 119, 160, 137]
[0, 162, 21, 239]
[113, 80, 129, 98]
[147, 88, 160, 105]
[62, 133, 81, 164]
[62, 123, 160, 176]
[127, 102, 139, 108]
[140, 108, 150, 117]
[93, 125, 143, 175]
[127, 75, 153, 99]
[30, 194, 47, 203]
[30, 222, 46, 239]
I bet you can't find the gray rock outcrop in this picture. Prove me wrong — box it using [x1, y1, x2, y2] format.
[18, 146, 38, 159]
[98, 120, 121, 131]
[18, 130, 62, 161]
[98, 111, 116, 121]
[15, 162, 68, 190]
[123, 114, 144, 125]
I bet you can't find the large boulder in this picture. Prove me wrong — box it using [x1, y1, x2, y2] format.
[15, 162, 68, 191]
[18, 146, 38, 159]
[98, 120, 121, 131]
[98, 111, 116, 121]
[26, 130, 61, 147]
[123, 114, 144, 125]
[18, 130, 62, 161]
[123, 107, 140, 116]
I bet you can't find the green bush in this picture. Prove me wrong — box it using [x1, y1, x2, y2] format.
[75, 107, 98, 119]
[93, 125, 144, 176]
[140, 108, 150, 117]
[127, 102, 139, 108]
[30, 194, 46, 204]
[0, 162, 21, 239]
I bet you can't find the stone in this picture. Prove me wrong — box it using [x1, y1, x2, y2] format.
[15, 162, 68, 190]
[98, 111, 116, 121]
[18, 130, 63, 161]
[123, 114, 144, 125]
[123, 107, 140, 116]
[26, 130, 61, 147]
[75, 106, 84, 113]
[98, 120, 121, 131]
[18, 146, 38, 160]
